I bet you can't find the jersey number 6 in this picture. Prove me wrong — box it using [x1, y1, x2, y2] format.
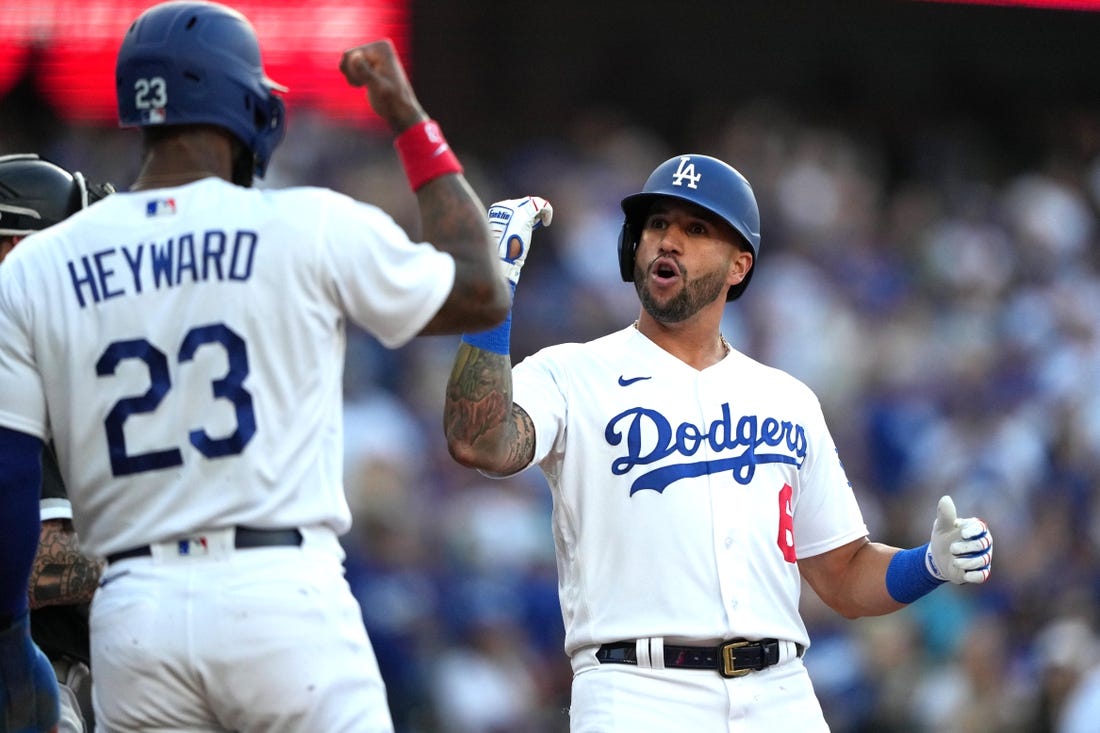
[95, 323, 256, 477]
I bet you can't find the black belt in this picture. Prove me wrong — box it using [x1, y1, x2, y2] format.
[107, 527, 303, 564]
[596, 638, 800, 678]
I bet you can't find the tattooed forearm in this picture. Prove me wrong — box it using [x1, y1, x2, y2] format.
[445, 343, 536, 473]
[415, 176, 507, 335]
[446, 345, 512, 441]
[28, 519, 104, 609]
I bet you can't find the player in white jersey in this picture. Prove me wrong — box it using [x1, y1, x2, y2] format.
[0, 2, 510, 732]
[443, 156, 994, 732]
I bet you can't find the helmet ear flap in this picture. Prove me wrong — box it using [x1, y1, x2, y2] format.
[618, 218, 637, 283]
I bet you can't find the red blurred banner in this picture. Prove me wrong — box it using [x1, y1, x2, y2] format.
[916, 0, 1100, 8]
[0, 0, 410, 124]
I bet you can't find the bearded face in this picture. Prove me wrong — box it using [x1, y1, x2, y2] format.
[633, 256, 729, 323]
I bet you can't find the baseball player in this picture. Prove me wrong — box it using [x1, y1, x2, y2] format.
[0, 1, 510, 731]
[443, 155, 994, 731]
[0, 153, 114, 733]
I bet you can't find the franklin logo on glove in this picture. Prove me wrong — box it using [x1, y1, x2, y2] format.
[459, 196, 552, 356]
[487, 196, 552, 286]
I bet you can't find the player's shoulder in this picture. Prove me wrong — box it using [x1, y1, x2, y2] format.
[0, 223, 62, 281]
[260, 184, 379, 210]
[131, 178, 349, 211]
[257, 183, 333, 201]
[520, 339, 584, 367]
[516, 327, 632, 376]
[261, 184, 395, 231]
[725, 348, 822, 403]
[589, 326, 634, 348]
[532, 326, 630, 358]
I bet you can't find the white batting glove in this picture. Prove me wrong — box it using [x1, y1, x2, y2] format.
[925, 495, 992, 585]
[487, 196, 553, 286]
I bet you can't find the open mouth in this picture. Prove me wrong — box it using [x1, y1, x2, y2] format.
[650, 256, 682, 285]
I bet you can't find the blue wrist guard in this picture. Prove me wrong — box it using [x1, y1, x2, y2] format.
[886, 543, 945, 604]
[461, 281, 514, 355]
[461, 309, 512, 355]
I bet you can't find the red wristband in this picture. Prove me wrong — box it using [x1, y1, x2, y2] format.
[393, 119, 463, 191]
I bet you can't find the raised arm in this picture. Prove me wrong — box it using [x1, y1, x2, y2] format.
[339, 39, 510, 334]
[444, 197, 552, 474]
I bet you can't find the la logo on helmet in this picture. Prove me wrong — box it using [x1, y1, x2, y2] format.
[671, 156, 702, 189]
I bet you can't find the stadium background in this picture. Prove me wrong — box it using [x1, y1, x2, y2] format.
[4, 0, 1100, 730]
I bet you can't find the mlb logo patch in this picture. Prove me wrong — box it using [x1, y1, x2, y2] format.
[177, 536, 209, 556]
[146, 198, 176, 217]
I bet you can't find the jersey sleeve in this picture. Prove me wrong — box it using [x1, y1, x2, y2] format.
[511, 347, 572, 476]
[0, 256, 49, 439]
[790, 391, 868, 558]
[314, 192, 455, 349]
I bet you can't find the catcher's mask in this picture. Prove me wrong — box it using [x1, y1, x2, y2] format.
[116, 0, 287, 179]
[0, 154, 114, 237]
[618, 154, 761, 301]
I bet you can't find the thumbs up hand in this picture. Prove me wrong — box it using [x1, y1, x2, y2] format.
[926, 495, 993, 585]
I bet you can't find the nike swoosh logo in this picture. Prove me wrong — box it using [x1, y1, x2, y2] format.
[618, 375, 652, 386]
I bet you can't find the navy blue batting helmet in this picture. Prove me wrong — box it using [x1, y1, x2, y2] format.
[0, 154, 114, 237]
[116, 0, 287, 178]
[618, 154, 761, 301]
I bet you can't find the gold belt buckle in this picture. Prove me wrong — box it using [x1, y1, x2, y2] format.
[719, 640, 753, 678]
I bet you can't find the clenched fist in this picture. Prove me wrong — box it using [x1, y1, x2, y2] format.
[339, 39, 426, 133]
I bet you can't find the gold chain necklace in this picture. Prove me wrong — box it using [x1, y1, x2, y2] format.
[633, 320, 730, 357]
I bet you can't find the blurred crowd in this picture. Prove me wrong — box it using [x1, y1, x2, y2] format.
[7, 90, 1100, 732]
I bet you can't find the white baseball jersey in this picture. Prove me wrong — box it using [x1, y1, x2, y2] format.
[510, 326, 868, 660]
[0, 177, 455, 558]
